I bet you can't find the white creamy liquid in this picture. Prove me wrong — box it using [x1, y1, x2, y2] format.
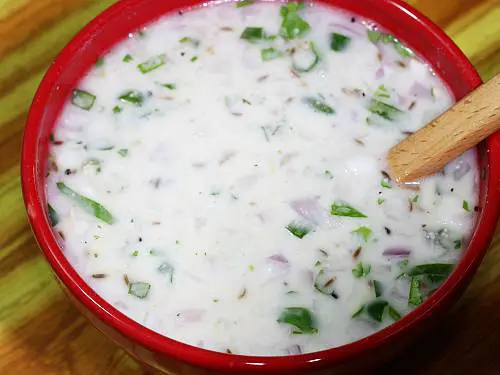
[46, 1, 478, 356]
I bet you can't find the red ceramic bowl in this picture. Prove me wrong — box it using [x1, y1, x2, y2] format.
[21, 0, 500, 374]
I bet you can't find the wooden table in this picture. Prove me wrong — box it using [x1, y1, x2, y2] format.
[0, 1, 499, 374]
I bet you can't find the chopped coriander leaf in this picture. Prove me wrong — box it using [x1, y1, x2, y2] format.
[330, 32, 351, 51]
[137, 54, 166, 74]
[95, 58, 105, 67]
[352, 226, 372, 242]
[393, 41, 415, 58]
[303, 96, 335, 115]
[190, 56, 198, 62]
[351, 305, 365, 318]
[373, 280, 383, 298]
[374, 85, 391, 99]
[454, 239, 462, 250]
[279, 3, 310, 40]
[71, 89, 96, 111]
[408, 276, 423, 306]
[56, 182, 114, 224]
[286, 222, 311, 239]
[367, 29, 382, 43]
[161, 83, 176, 90]
[352, 262, 371, 278]
[261, 47, 281, 61]
[381, 178, 392, 189]
[236, 0, 254, 7]
[388, 305, 401, 321]
[123, 54, 134, 63]
[412, 195, 419, 203]
[377, 198, 386, 205]
[179, 36, 200, 46]
[408, 263, 453, 283]
[132, 250, 139, 257]
[314, 269, 338, 299]
[368, 99, 402, 121]
[119, 90, 144, 106]
[240, 27, 265, 41]
[366, 300, 388, 322]
[112, 105, 123, 114]
[331, 202, 367, 218]
[118, 149, 129, 157]
[292, 41, 320, 72]
[463, 200, 471, 212]
[277, 307, 318, 334]
[158, 262, 175, 283]
[128, 281, 151, 299]
[48, 204, 59, 227]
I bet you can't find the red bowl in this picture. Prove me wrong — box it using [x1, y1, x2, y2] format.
[21, 0, 500, 374]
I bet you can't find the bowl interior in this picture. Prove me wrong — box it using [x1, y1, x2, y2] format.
[21, 0, 500, 373]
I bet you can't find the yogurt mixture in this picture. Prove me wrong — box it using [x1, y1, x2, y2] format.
[46, 1, 478, 355]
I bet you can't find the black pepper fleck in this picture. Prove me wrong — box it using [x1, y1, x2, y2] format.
[180, 52, 185, 56]
[138, 237, 143, 242]
[384, 227, 392, 235]
[350, 17, 356, 23]
[64, 169, 72, 175]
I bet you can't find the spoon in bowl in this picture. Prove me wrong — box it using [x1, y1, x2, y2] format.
[388, 72, 500, 186]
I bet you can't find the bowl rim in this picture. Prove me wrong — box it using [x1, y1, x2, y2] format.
[21, 0, 500, 373]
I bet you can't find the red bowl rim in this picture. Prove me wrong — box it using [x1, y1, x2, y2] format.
[21, 0, 500, 373]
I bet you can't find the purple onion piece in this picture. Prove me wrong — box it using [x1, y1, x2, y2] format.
[268, 254, 289, 264]
[177, 309, 206, 323]
[452, 159, 471, 181]
[408, 81, 429, 98]
[375, 67, 384, 79]
[289, 199, 323, 226]
[382, 247, 412, 258]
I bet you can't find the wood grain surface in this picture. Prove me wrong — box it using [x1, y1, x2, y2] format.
[0, 1, 499, 374]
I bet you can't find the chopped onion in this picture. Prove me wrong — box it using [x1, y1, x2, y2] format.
[452, 159, 471, 180]
[382, 247, 411, 258]
[375, 67, 384, 79]
[177, 309, 206, 323]
[289, 198, 334, 228]
[268, 254, 289, 264]
[408, 81, 429, 98]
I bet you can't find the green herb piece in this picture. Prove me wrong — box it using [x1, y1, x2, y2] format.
[374, 85, 391, 99]
[240, 27, 265, 41]
[463, 200, 471, 212]
[352, 262, 371, 278]
[179, 36, 200, 46]
[351, 305, 365, 318]
[261, 47, 281, 61]
[366, 300, 388, 322]
[286, 222, 311, 239]
[381, 178, 392, 189]
[397, 259, 409, 269]
[71, 89, 96, 111]
[137, 54, 166, 74]
[408, 263, 453, 283]
[95, 58, 105, 67]
[368, 99, 402, 121]
[303, 96, 335, 115]
[373, 280, 383, 298]
[236, 0, 254, 7]
[330, 32, 351, 51]
[118, 149, 129, 157]
[324, 170, 334, 179]
[387, 305, 401, 321]
[161, 83, 176, 90]
[128, 281, 151, 299]
[393, 41, 415, 58]
[132, 250, 139, 257]
[123, 54, 134, 63]
[158, 262, 175, 283]
[277, 307, 318, 334]
[352, 226, 372, 242]
[99, 146, 115, 151]
[190, 56, 198, 62]
[119, 90, 144, 106]
[408, 276, 423, 306]
[292, 41, 320, 72]
[279, 3, 310, 40]
[377, 197, 386, 205]
[331, 202, 367, 218]
[56, 182, 114, 224]
[48, 204, 59, 227]
[454, 239, 462, 250]
[367, 30, 382, 43]
[412, 195, 419, 203]
[112, 105, 123, 114]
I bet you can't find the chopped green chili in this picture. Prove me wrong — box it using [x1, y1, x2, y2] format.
[137, 54, 166, 74]
[352, 262, 371, 278]
[408, 276, 423, 306]
[408, 263, 453, 283]
[56, 182, 114, 224]
[119, 90, 145, 106]
[303, 96, 335, 115]
[128, 281, 151, 299]
[368, 100, 402, 121]
[71, 89, 96, 111]
[279, 3, 310, 40]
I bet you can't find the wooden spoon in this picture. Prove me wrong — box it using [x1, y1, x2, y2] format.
[388, 73, 500, 186]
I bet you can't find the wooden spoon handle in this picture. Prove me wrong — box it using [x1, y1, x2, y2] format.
[388, 73, 500, 184]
